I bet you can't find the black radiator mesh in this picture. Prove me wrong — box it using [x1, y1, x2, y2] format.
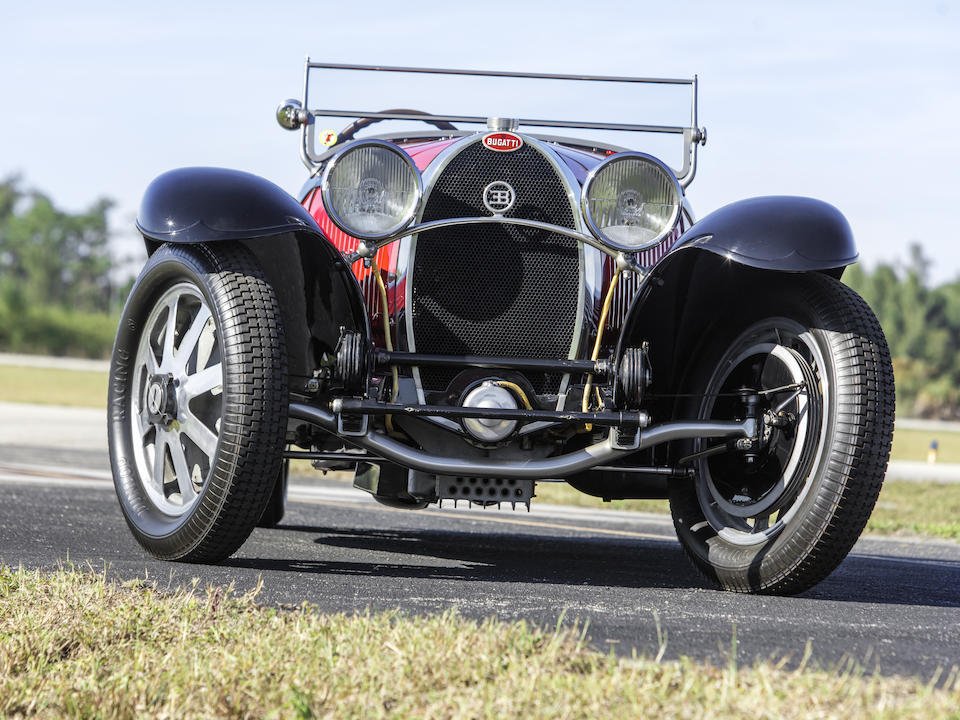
[411, 141, 581, 394]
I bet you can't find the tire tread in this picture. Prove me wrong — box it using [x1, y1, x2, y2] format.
[670, 272, 894, 595]
[110, 242, 288, 563]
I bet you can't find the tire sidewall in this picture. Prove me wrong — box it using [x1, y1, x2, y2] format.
[670, 278, 845, 592]
[109, 244, 244, 556]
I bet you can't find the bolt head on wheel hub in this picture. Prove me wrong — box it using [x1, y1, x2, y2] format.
[146, 374, 178, 426]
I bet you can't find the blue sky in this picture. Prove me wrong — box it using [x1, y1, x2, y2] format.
[2, 1, 958, 281]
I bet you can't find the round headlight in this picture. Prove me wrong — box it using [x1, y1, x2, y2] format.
[321, 140, 422, 240]
[582, 153, 682, 252]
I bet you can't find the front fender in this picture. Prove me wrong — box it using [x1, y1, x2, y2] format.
[136, 167, 369, 392]
[674, 196, 857, 271]
[614, 243, 855, 421]
[137, 166, 322, 244]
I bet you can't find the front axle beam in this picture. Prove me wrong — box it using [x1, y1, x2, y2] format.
[289, 401, 754, 480]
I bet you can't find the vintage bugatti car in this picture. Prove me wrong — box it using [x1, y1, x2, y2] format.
[108, 62, 894, 595]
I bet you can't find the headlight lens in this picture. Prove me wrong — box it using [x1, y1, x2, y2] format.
[582, 153, 681, 251]
[321, 140, 421, 240]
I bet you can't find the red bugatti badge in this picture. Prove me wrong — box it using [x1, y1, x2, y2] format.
[482, 132, 523, 152]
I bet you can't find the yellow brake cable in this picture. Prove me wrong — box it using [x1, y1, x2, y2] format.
[492, 380, 533, 410]
[370, 256, 400, 435]
[582, 267, 623, 429]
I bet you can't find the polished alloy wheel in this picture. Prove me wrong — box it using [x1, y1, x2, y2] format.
[109, 242, 287, 562]
[130, 282, 223, 515]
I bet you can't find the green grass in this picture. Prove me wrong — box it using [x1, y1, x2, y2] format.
[869, 481, 960, 540]
[536, 481, 960, 541]
[891, 427, 960, 463]
[0, 365, 107, 408]
[1, 565, 957, 719]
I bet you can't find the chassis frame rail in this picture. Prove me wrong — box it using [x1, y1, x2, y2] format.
[374, 350, 610, 376]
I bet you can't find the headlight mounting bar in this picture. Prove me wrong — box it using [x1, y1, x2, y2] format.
[342, 215, 645, 274]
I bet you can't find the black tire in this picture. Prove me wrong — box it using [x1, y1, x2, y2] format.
[670, 273, 894, 595]
[257, 459, 289, 528]
[108, 242, 288, 562]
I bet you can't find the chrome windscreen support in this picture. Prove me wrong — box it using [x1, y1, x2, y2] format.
[291, 60, 707, 185]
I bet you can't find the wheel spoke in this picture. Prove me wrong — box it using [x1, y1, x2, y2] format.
[161, 295, 179, 369]
[196, 320, 217, 372]
[772, 388, 803, 414]
[180, 410, 218, 459]
[175, 305, 212, 372]
[138, 408, 153, 439]
[758, 382, 805, 397]
[152, 431, 168, 490]
[144, 347, 158, 376]
[168, 436, 196, 504]
[183, 363, 223, 400]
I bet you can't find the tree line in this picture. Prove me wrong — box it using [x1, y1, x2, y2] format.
[844, 246, 960, 419]
[1, 175, 958, 417]
[0, 176, 124, 358]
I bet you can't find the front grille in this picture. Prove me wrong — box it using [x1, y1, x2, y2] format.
[411, 140, 581, 394]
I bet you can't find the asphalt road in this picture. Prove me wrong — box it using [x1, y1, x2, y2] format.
[1, 442, 959, 680]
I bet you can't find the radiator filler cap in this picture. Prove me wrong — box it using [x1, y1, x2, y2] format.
[486, 117, 519, 132]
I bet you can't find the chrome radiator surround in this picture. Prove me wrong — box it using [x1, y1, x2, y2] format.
[403, 134, 594, 401]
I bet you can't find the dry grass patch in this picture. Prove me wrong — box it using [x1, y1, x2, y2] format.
[1, 565, 959, 719]
[0, 365, 107, 408]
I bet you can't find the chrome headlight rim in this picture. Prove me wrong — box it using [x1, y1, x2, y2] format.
[581, 151, 683, 253]
[320, 139, 423, 241]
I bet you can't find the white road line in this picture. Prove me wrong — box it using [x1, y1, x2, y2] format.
[1, 463, 958, 550]
[0, 353, 110, 372]
[0, 474, 113, 490]
[0, 462, 112, 481]
[0, 463, 672, 531]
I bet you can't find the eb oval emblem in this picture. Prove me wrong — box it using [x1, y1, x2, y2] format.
[482, 132, 523, 153]
[483, 181, 516, 214]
